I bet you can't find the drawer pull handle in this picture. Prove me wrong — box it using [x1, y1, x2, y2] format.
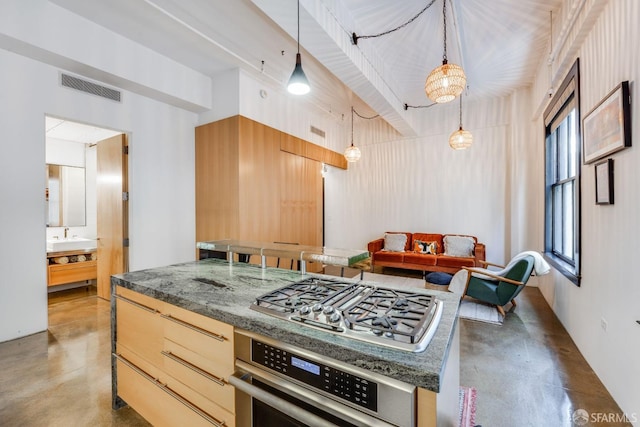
[114, 294, 159, 314]
[114, 353, 159, 382]
[114, 353, 226, 427]
[159, 383, 226, 426]
[161, 351, 226, 386]
[161, 314, 226, 342]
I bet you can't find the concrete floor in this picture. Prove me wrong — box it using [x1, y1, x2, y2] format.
[0, 276, 629, 426]
[458, 285, 629, 427]
[0, 286, 149, 427]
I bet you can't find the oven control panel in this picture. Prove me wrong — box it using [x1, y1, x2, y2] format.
[252, 340, 378, 411]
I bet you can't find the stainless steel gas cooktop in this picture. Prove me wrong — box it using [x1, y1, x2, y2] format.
[251, 277, 443, 352]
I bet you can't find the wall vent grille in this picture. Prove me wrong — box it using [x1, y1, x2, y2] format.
[310, 126, 325, 138]
[61, 74, 121, 102]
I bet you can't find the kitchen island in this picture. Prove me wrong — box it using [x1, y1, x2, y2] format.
[111, 258, 461, 426]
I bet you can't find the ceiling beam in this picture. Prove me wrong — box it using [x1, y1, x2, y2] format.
[251, 0, 419, 137]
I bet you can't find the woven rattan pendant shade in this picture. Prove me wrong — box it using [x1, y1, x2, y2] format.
[426, 61, 466, 103]
[449, 127, 473, 150]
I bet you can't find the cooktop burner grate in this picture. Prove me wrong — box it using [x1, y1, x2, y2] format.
[251, 277, 443, 352]
[253, 277, 353, 314]
[342, 288, 438, 344]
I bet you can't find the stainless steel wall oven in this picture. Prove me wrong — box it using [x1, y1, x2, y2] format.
[231, 330, 416, 427]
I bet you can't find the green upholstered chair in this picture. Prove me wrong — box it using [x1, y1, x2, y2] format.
[461, 255, 535, 316]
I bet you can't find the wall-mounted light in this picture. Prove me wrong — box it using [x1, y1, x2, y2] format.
[320, 162, 328, 178]
[287, 0, 310, 95]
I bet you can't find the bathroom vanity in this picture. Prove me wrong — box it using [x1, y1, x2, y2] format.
[46, 238, 98, 287]
[47, 249, 97, 287]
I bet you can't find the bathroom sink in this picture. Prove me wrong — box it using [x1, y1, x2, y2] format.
[47, 237, 97, 252]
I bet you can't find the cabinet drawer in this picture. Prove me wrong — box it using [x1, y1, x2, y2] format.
[162, 304, 234, 374]
[116, 345, 162, 382]
[48, 260, 97, 286]
[116, 355, 228, 427]
[163, 339, 235, 413]
[116, 292, 163, 368]
[116, 286, 165, 312]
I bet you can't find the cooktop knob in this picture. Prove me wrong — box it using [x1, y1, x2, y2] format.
[329, 312, 341, 323]
[323, 306, 335, 315]
[312, 303, 323, 313]
[299, 305, 310, 315]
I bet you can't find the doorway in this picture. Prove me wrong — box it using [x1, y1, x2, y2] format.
[45, 116, 129, 302]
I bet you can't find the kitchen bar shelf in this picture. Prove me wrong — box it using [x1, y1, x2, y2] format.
[196, 239, 369, 274]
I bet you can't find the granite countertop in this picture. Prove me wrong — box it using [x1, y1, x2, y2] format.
[111, 258, 460, 392]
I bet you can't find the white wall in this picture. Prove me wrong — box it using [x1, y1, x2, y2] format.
[0, 0, 211, 112]
[219, 68, 513, 264]
[323, 96, 512, 265]
[228, 69, 515, 265]
[237, 69, 350, 154]
[0, 48, 198, 342]
[522, 0, 640, 421]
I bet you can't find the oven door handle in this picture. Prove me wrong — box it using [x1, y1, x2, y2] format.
[230, 360, 394, 427]
[228, 368, 339, 427]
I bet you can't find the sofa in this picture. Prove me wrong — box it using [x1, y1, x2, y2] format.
[367, 232, 486, 275]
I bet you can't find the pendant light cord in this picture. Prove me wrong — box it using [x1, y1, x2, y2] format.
[458, 94, 463, 128]
[351, 107, 354, 146]
[442, 0, 448, 62]
[351, 107, 379, 146]
[296, 0, 300, 53]
[353, 109, 380, 120]
[352, 0, 437, 44]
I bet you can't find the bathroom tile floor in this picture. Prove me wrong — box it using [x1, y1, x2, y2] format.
[0, 276, 630, 426]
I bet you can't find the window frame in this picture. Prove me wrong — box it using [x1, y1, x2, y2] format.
[543, 59, 581, 286]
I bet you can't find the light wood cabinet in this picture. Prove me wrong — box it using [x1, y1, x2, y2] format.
[114, 286, 235, 426]
[195, 116, 342, 271]
[47, 250, 97, 286]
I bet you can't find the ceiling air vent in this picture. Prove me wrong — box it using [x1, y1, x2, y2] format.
[310, 126, 325, 138]
[60, 73, 121, 102]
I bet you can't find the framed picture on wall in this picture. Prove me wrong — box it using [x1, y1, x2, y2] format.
[582, 81, 631, 164]
[595, 158, 614, 205]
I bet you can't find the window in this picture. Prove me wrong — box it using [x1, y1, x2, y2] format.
[543, 59, 580, 285]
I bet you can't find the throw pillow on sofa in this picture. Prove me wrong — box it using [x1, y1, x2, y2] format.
[443, 235, 475, 257]
[414, 240, 438, 254]
[384, 233, 407, 252]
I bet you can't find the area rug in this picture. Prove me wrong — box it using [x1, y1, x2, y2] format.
[459, 386, 477, 427]
[458, 299, 504, 325]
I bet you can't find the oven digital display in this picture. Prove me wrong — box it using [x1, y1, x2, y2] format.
[251, 339, 378, 412]
[291, 356, 320, 375]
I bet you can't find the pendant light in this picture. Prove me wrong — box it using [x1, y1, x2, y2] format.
[425, 0, 466, 103]
[449, 94, 472, 150]
[287, 0, 310, 95]
[344, 107, 361, 162]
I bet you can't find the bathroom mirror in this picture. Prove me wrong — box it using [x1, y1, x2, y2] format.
[46, 164, 86, 227]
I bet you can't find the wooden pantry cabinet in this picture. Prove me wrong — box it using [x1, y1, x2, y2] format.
[113, 286, 235, 427]
[195, 116, 346, 269]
